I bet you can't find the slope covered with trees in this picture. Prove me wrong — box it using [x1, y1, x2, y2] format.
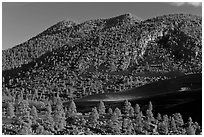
[2, 13, 202, 135]
[2, 13, 201, 100]
[2, 100, 201, 135]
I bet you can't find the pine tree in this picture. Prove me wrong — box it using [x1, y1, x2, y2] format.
[158, 121, 168, 135]
[89, 107, 99, 128]
[22, 110, 32, 125]
[43, 101, 54, 131]
[127, 123, 134, 135]
[194, 122, 201, 135]
[188, 117, 193, 126]
[46, 102, 52, 115]
[114, 107, 122, 119]
[157, 113, 162, 121]
[108, 108, 113, 116]
[30, 106, 38, 122]
[36, 124, 45, 134]
[129, 106, 134, 117]
[134, 104, 140, 115]
[109, 113, 122, 135]
[33, 89, 39, 100]
[170, 117, 177, 133]
[148, 101, 153, 111]
[173, 113, 184, 127]
[146, 61, 149, 71]
[7, 102, 15, 118]
[67, 100, 77, 117]
[16, 100, 31, 124]
[135, 111, 143, 124]
[186, 125, 196, 135]
[44, 112, 54, 131]
[81, 117, 87, 126]
[134, 111, 144, 134]
[146, 101, 154, 122]
[55, 97, 63, 112]
[18, 123, 33, 135]
[98, 101, 106, 115]
[162, 114, 169, 130]
[146, 109, 154, 122]
[53, 106, 66, 131]
[123, 100, 131, 116]
[18, 100, 29, 112]
[186, 117, 195, 135]
[122, 118, 129, 132]
[35, 124, 53, 135]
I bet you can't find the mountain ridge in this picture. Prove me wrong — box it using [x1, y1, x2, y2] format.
[2, 13, 202, 101]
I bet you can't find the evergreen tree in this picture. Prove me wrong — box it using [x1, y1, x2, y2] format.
[84, 128, 92, 135]
[170, 117, 177, 133]
[67, 100, 77, 117]
[134, 104, 140, 115]
[146, 101, 154, 122]
[114, 107, 122, 119]
[158, 121, 168, 135]
[108, 108, 113, 116]
[188, 117, 193, 126]
[109, 113, 122, 134]
[129, 106, 134, 117]
[33, 89, 39, 100]
[89, 107, 99, 127]
[44, 100, 54, 131]
[36, 124, 45, 134]
[35, 124, 53, 135]
[18, 123, 33, 135]
[127, 123, 134, 135]
[146, 62, 150, 71]
[7, 102, 15, 118]
[134, 112, 144, 134]
[186, 125, 196, 135]
[30, 106, 38, 121]
[162, 115, 169, 130]
[194, 122, 201, 135]
[53, 106, 66, 131]
[186, 117, 195, 135]
[146, 109, 154, 122]
[55, 97, 63, 112]
[81, 117, 87, 126]
[16, 100, 31, 125]
[44, 112, 54, 131]
[46, 102, 52, 115]
[135, 111, 143, 123]
[157, 113, 162, 121]
[123, 100, 131, 116]
[148, 101, 153, 111]
[173, 113, 184, 127]
[22, 110, 32, 125]
[122, 118, 129, 132]
[16, 100, 29, 117]
[98, 101, 106, 115]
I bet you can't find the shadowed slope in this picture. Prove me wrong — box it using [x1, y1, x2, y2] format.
[75, 73, 201, 102]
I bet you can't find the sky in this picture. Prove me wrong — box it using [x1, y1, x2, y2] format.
[2, 2, 202, 50]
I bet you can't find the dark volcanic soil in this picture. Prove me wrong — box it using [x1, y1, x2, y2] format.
[67, 73, 202, 124]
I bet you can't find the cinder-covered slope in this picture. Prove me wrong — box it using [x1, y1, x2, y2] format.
[75, 73, 202, 102]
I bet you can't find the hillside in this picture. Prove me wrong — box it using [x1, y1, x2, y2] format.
[74, 73, 202, 123]
[75, 73, 201, 102]
[2, 13, 202, 135]
[2, 13, 202, 102]
[2, 13, 140, 71]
